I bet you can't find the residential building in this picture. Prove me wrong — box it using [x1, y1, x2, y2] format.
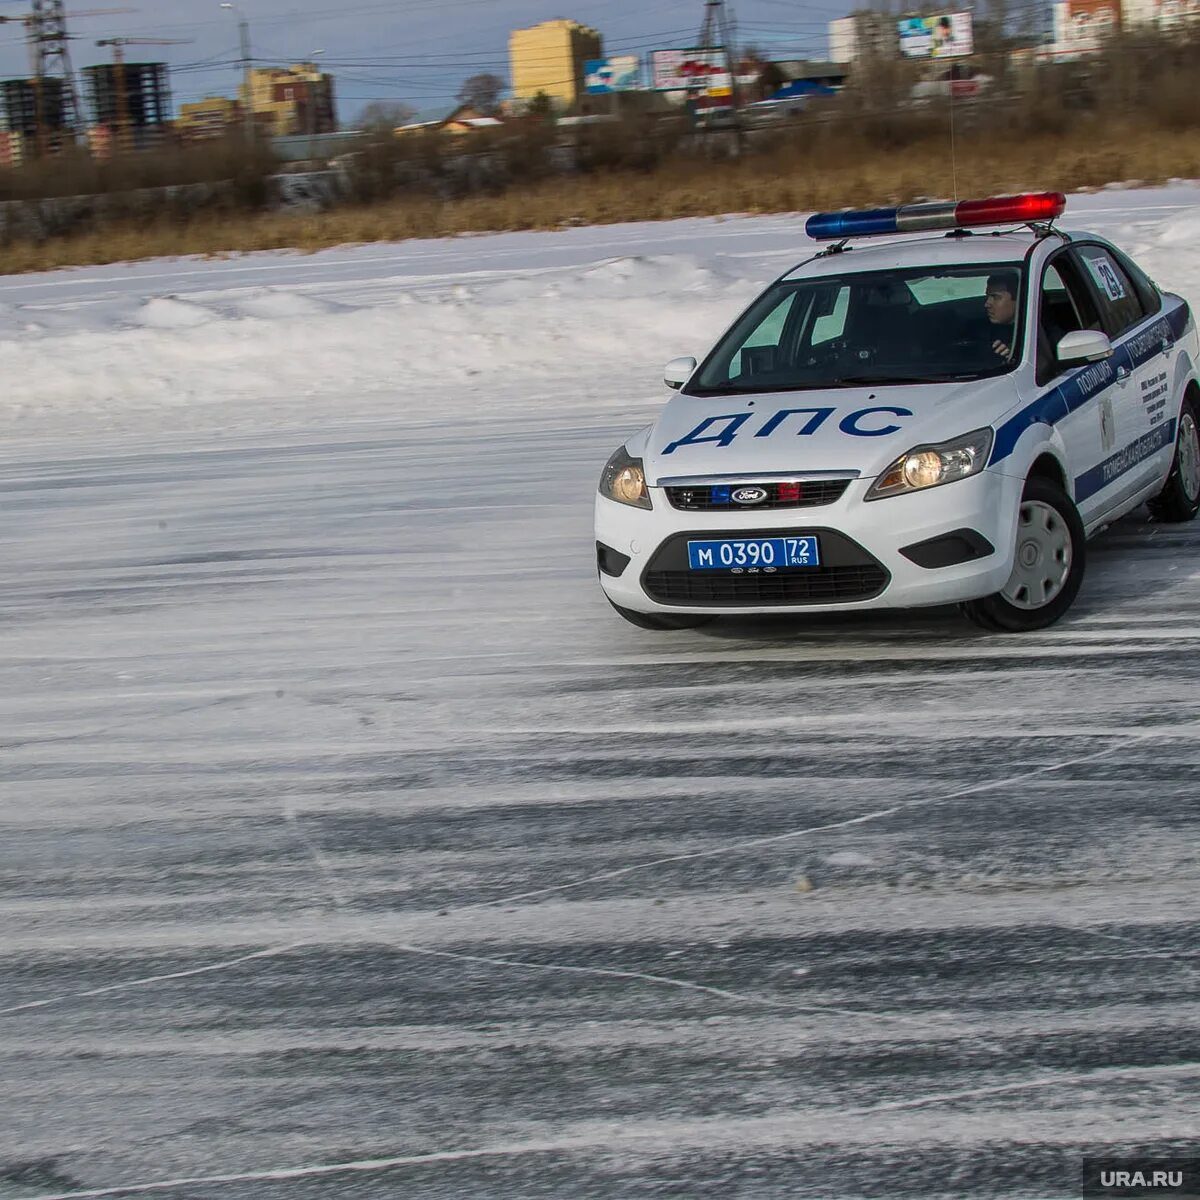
[829, 11, 896, 63]
[397, 103, 502, 134]
[177, 95, 240, 139]
[242, 64, 337, 137]
[509, 18, 602, 110]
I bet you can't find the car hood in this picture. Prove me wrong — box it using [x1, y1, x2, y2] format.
[640, 378, 1015, 484]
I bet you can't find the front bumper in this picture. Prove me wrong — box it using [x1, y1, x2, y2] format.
[595, 469, 1022, 615]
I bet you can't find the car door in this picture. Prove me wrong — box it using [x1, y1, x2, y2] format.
[1035, 249, 1119, 527]
[1109, 245, 1176, 482]
[1071, 243, 1168, 513]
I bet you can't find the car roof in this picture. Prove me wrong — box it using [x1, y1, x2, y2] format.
[780, 229, 1075, 281]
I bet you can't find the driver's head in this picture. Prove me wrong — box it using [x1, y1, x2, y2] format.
[985, 273, 1018, 326]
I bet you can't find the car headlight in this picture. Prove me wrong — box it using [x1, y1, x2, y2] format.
[865, 427, 994, 501]
[599, 445, 652, 510]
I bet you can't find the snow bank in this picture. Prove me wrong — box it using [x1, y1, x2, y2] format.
[0, 250, 759, 436]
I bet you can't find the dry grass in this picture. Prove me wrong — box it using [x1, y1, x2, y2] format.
[1, 121, 1199, 275]
[0, 137, 274, 204]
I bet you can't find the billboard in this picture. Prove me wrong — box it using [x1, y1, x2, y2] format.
[1052, 0, 1117, 46]
[584, 56, 641, 94]
[650, 48, 733, 99]
[897, 12, 973, 58]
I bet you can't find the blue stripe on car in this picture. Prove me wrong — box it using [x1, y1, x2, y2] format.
[1073, 419, 1176, 502]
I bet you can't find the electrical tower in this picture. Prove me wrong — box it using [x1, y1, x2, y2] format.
[0, 5, 132, 152]
[696, 0, 742, 140]
[30, 0, 84, 141]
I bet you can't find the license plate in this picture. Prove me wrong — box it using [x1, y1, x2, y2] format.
[686, 536, 820, 571]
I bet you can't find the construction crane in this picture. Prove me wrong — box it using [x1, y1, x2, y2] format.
[95, 36, 192, 151]
[0, 4, 135, 151]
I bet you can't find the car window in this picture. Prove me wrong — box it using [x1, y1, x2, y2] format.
[741, 293, 795, 350]
[1037, 254, 1102, 385]
[729, 291, 804, 378]
[1076, 244, 1146, 336]
[1110, 247, 1162, 317]
[688, 263, 1025, 395]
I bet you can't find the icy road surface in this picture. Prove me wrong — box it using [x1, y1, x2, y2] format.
[1, 190, 1199, 1199]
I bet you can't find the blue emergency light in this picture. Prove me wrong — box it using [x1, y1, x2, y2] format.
[805, 192, 1067, 241]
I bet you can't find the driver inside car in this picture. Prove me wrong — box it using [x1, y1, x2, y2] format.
[984, 271, 1019, 360]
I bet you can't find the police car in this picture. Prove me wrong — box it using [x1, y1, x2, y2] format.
[595, 192, 1200, 632]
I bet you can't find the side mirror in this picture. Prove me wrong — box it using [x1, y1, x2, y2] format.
[664, 356, 697, 390]
[1056, 329, 1113, 365]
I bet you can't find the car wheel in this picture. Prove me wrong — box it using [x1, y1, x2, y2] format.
[960, 476, 1085, 633]
[607, 599, 713, 631]
[1148, 393, 1200, 523]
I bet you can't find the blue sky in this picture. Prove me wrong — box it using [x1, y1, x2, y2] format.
[0, 0, 845, 122]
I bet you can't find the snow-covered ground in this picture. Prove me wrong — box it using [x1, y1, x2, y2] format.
[1, 189, 1199, 1199]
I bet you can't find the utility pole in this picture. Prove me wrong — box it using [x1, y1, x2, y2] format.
[238, 16, 252, 140]
[306, 49, 324, 161]
[220, 2, 254, 142]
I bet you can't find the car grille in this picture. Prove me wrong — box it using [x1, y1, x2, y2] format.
[642, 528, 889, 607]
[665, 478, 852, 511]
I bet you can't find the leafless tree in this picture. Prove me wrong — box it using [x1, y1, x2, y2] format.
[457, 72, 505, 115]
[357, 101, 417, 131]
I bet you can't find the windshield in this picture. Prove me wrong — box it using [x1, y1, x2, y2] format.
[688, 263, 1025, 395]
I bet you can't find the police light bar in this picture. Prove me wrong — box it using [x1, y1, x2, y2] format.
[805, 192, 1067, 241]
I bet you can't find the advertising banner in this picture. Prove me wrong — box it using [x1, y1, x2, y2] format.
[1158, 0, 1200, 23]
[1045, 0, 1117, 54]
[650, 47, 733, 98]
[897, 11, 973, 58]
[584, 56, 641, 94]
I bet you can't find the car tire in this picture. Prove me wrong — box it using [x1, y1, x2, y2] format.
[607, 599, 714, 631]
[1148, 393, 1200, 523]
[960, 476, 1086, 633]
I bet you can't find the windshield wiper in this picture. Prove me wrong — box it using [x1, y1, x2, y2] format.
[688, 383, 825, 396]
[830, 371, 991, 387]
[691, 370, 995, 396]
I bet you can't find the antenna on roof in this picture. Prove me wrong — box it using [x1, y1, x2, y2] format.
[948, 73, 959, 201]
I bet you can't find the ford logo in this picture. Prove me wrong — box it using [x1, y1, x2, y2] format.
[731, 486, 769, 505]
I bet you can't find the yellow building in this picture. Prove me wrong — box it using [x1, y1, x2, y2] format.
[509, 18, 602, 110]
[241, 64, 337, 136]
[177, 95, 240, 139]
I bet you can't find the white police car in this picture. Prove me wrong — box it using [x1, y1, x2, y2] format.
[596, 192, 1200, 632]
